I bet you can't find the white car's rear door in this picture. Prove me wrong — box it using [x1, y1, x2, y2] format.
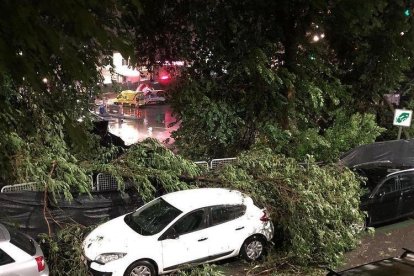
[206, 205, 248, 258]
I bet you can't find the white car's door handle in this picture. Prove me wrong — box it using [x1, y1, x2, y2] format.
[235, 226, 245, 231]
[198, 237, 208, 242]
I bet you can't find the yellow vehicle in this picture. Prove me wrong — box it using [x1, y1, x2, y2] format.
[114, 90, 145, 106]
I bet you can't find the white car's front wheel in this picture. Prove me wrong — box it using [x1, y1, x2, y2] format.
[241, 236, 266, 261]
[124, 260, 156, 276]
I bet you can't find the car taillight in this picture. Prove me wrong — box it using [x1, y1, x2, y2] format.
[260, 210, 270, 222]
[35, 256, 46, 272]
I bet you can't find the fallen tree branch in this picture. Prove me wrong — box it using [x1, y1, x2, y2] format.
[43, 160, 57, 236]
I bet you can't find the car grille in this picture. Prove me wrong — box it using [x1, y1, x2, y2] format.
[84, 257, 112, 276]
[89, 268, 113, 276]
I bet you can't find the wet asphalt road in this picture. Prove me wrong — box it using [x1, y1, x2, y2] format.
[95, 104, 178, 146]
[340, 218, 414, 270]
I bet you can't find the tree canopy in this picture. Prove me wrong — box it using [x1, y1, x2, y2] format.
[1, 0, 413, 186]
[0, 0, 139, 194]
[0, 2, 391, 273]
[128, 0, 414, 159]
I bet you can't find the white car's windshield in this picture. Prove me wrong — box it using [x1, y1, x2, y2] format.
[124, 198, 182, 236]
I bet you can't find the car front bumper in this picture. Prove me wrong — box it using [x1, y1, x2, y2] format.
[84, 257, 125, 276]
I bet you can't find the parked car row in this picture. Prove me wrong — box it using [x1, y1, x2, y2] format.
[5, 174, 414, 276]
[0, 188, 273, 276]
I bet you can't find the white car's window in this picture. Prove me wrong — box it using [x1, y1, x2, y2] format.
[210, 205, 246, 226]
[173, 209, 206, 236]
[0, 248, 14, 265]
[124, 198, 182, 236]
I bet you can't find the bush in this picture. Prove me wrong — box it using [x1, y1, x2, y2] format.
[39, 224, 92, 276]
[201, 147, 365, 266]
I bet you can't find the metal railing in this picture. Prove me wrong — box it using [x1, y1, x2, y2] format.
[96, 173, 119, 191]
[95, 173, 134, 191]
[194, 158, 237, 171]
[1, 176, 95, 193]
[1, 182, 44, 193]
[210, 158, 237, 170]
[194, 161, 209, 171]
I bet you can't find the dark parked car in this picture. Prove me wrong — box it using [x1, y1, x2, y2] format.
[360, 168, 414, 226]
[327, 248, 414, 275]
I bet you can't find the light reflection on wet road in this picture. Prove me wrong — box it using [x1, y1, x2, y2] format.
[103, 104, 178, 146]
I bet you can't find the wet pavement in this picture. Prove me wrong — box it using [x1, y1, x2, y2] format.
[339, 218, 414, 271]
[94, 104, 178, 146]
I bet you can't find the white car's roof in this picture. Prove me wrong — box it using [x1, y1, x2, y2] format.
[161, 188, 248, 212]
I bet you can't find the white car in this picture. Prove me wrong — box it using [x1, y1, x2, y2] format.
[144, 90, 166, 105]
[0, 223, 49, 276]
[83, 188, 274, 276]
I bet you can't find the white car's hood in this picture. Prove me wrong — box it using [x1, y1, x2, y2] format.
[83, 215, 152, 259]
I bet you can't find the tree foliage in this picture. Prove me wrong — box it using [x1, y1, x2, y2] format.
[0, 0, 137, 90]
[259, 112, 386, 162]
[200, 147, 365, 266]
[129, 0, 414, 159]
[0, 0, 140, 196]
[84, 138, 201, 201]
[0, 78, 96, 200]
[39, 224, 92, 276]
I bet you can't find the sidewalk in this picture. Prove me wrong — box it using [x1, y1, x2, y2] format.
[339, 218, 414, 270]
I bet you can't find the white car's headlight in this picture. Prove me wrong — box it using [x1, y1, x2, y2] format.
[95, 253, 127, 264]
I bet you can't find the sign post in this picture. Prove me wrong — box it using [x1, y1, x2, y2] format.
[393, 109, 413, 139]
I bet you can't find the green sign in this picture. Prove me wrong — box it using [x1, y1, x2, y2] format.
[393, 109, 413, 127]
[397, 112, 410, 123]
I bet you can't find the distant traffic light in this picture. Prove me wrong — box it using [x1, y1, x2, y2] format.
[405, 8, 411, 17]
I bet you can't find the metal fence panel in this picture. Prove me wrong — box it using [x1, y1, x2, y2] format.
[96, 173, 119, 191]
[96, 173, 134, 191]
[194, 161, 209, 171]
[1, 182, 44, 193]
[210, 158, 237, 170]
[1, 176, 95, 193]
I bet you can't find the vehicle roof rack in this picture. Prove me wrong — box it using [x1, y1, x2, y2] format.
[352, 160, 392, 168]
[386, 168, 414, 178]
